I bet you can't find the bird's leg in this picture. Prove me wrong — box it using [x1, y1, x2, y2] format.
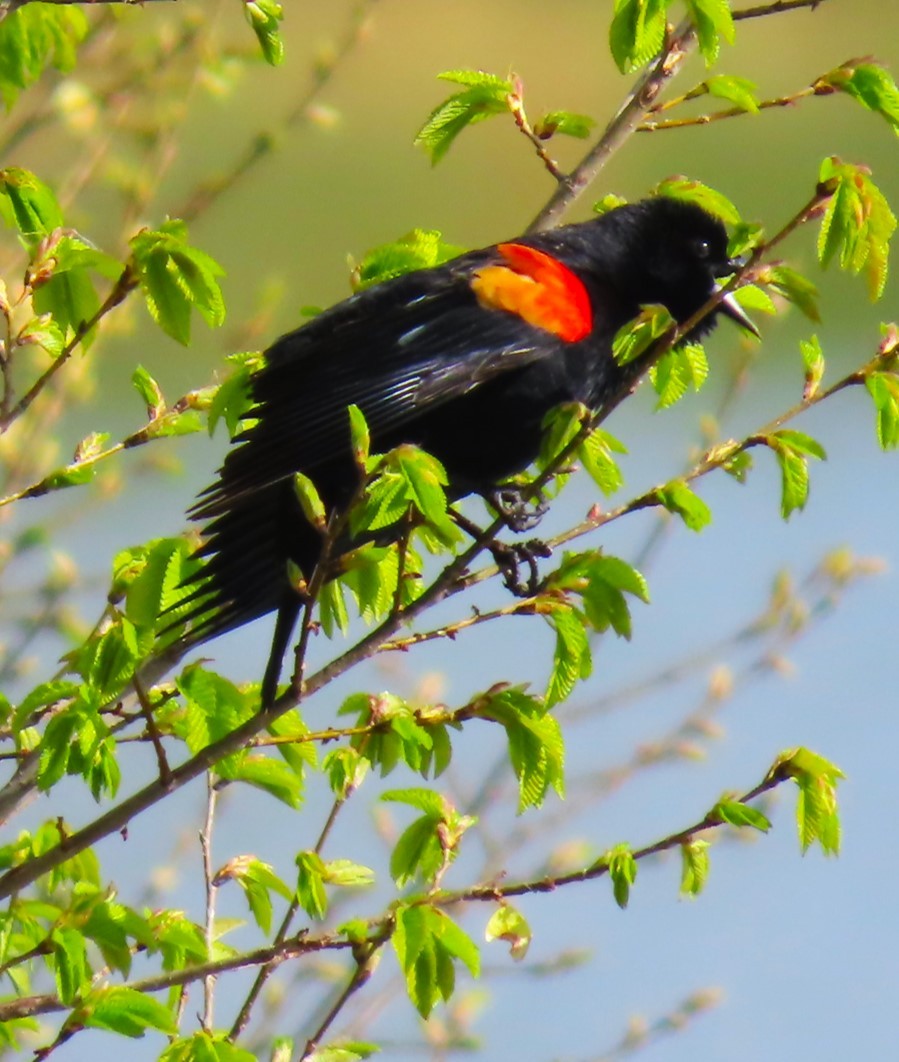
[485, 482, 548, 532]
[490, 539, 553, 597]
[451, 508, 552, 597]
[260, 595, 303, 709]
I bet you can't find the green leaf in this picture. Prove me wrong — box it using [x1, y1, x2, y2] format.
[655, 177, 740, 224]
[296, 851, 328, 919]
[415, 71, 513, 164]
[244, 0, 284, 66]
[680, 840, 710, 897]
[83, 985, 177, 1038]
[545, 550, 649, 640]
[653, 479, 712, 531]
[533, 109, 596, 140]
[294, 472, 327, 534]
[0, 166, 62, 238]
[478, 686, 565, 810]
[130, 221, 226, 345]
[817, 157, 896, 301]
[711, 799, 771, 832]
[160, 1033, 257, 1062]
[353, 229, 464, 288]
[51, 926, 88, 1004]
[684, 0, 735, 65]
[392, 905, 479, 1018]
[544, 602, 592, 708]
[866, 371, 899, 449]
[609, 0, 668, 73]
[347, 403, 371, 465]
[704, 74, 759, 113]
[0, 5, 87, 109]
[206, 352, 260, 437]
[799, 334, 825, 399]
[214, 856, 292, 934]
[485, 904, 531, 961]
[649, 341, 709, 408]
[132, 365, 165, 415]
[771, 747, 844, 856]
[764, 430, 826, 519]
[766, 265, 820, 321]
[220, 753, 304, 808]
[604, 843, 637, 909]
[612, 304, 674, 366]
[580, 425, 627, 495]
[821, 60, 899, 136]
[121, 537, 194, 633]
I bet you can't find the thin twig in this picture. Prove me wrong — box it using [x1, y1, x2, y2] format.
[200, 774, 219, 1030]
[0, 266, 137, 434]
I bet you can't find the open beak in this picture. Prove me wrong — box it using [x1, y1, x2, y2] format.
[718, 288, 760, 338]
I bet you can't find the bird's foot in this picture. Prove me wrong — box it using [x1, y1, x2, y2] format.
[487, 484, 548, 532]
[490, 538, 552, 597]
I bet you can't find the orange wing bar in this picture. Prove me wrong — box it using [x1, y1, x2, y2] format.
[470, 242, 592, 343]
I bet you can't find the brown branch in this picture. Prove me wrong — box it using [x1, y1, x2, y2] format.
[0, 759, 791, 1027]
[0, 931, 353, 1024]
[639, 89, 815, 131]
[0, 266, 137, 434]
[0, 0, 175, 23]
[528, 0, 831, 229]
[529, 20, 698, 232]
[733, 0, 826, 20]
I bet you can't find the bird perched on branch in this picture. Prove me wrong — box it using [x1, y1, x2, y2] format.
[175, 196, 756, 704]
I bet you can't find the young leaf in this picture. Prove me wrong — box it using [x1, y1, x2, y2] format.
[763, 430, 827, 519]
[544, 601, 592, 707]
[705, 74, 759, 113]
[820, 60, 899, 136]
[710, 799, 771, 832]
[684, 0, 736, 66]
[533, 109, 596, 140]
[612, 304, 674, 365]
[817, 157, 896, 300]
[353, 229, 464, 288]
[680, 840, 710, 897]
[799, 334, 826, 399]
[0, 5, 87, 109]
[609, 0, 668, 73]
[766, 265, 821, 321]
[770, 747, 844, 856]
[865, 371, 899, 449]
[82, 985, 177, 1038]
[653, 479, 712, 531]
[392, 904, 480, 1018]
[655, 176, 740, 224]
[485, 904, 531, 961]
[130, 220, 226, 345]
[244, 0, 284, 66]
[604, 843, 637, 909]
[649, 342, 709, 408]
[478, 685, 565, 811]
[0, 166, 63, 237]
[415, 70, 513, 164]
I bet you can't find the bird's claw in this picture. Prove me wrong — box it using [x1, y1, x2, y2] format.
[487, 485, 548, 532]
[490, 538, 552, 597]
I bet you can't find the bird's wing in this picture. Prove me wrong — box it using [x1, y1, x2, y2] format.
[193, 247, 588, 516]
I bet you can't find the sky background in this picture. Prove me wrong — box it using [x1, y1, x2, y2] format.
[4, 2, 899, 1059]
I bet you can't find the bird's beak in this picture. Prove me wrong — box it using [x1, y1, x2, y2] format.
[718, 288, 760, 338]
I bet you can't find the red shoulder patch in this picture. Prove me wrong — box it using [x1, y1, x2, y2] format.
[470, 242, 592, 342]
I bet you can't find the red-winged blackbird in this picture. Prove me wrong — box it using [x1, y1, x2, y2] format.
[178, 197, 755, 703]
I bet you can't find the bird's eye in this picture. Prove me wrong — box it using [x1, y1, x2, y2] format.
[693, 238, 711, 260]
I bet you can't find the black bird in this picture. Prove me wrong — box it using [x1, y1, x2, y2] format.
[178, 197, 755, 704]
